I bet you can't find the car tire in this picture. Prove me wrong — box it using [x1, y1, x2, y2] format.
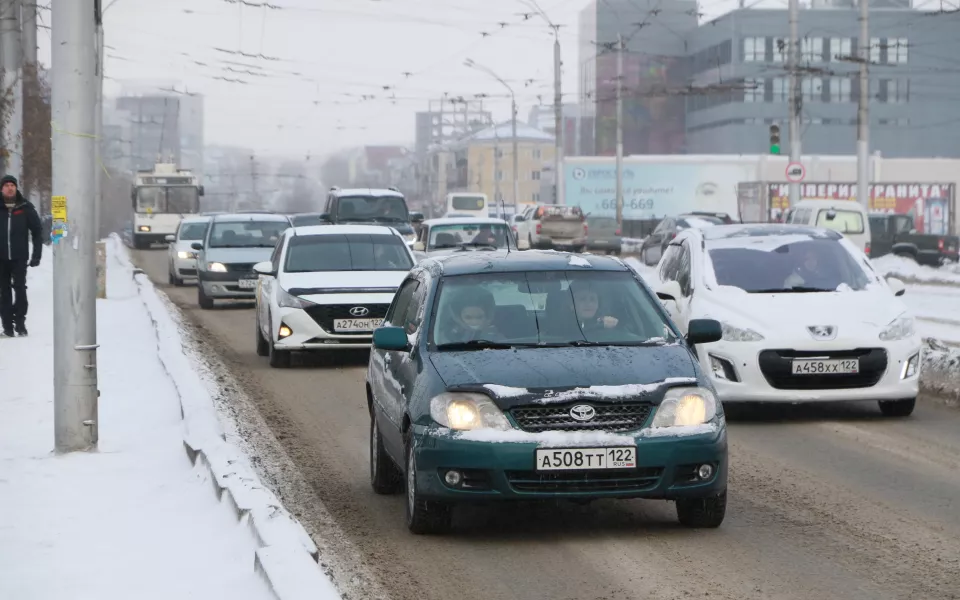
[528, 234, 535, 250]
[198, 285, 214, 309]
[268, 340, 291, 368]
[878, 397, 915, 417]
[168, 269, 176, 285]
[370, 415, 402, 494]
[255, 315, 269, 357]
[676, 489, 727, 528]
[405, 430, 451, 535]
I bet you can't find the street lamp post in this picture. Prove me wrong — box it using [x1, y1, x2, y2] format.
[464, 59, 520, 216]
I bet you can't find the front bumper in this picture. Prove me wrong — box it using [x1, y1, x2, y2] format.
[133, 232, 171, 245]
[173, 256, 199, 278]
[411, 424, 727, 502]
[198, 270, 258, 299]
[272, 304, 380, 350]
[698, 337, 921, 403]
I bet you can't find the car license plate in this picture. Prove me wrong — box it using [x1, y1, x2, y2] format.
[535, 447, 636, 471]
[238, 279, 258, 289]
[791, 359, 859, 375]
[333, 318, 382, 332]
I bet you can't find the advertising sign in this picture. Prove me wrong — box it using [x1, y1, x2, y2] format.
[767, 182, 955, 234]
[564, 160, 755, 220]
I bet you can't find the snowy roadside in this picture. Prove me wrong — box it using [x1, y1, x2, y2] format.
[871, 254, 960, 287]
[624, 257, 960, 407]
[0, 236, 340, 600]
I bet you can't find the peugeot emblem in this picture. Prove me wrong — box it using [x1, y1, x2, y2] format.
[807, 325, 837, 340]
[349, 306, 370, 317]
[569, 404, 596, 422]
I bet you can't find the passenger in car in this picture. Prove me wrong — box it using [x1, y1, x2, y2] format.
[571, 282, 619, 331]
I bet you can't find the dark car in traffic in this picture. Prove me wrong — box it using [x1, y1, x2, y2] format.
[584, 216, 622, 255]
[639, 213, 727, 266]
[868, 213, 959, 266]
[365, 250, 726, 534]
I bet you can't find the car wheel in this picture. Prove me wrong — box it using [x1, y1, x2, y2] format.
[878, 397, 915, 417]
[168, 269, 176, 285]
[198, 285, 214, 309]
[268, 340, 291, 368]
[405, 430, 451, 535]
[528, 234, 535, 250]
[255, 314, 269, 357]
[370, 415, 402, 494]
[676, 489, 727, 528]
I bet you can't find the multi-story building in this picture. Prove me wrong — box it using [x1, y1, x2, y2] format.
[578, 0, 698, 156]
[442, 122, 555, 211]
[684, 3, 960, 157]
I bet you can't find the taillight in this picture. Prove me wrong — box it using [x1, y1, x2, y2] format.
[864, 242, 871, 255]
[938, 239, 944, 250]
[615, 228, 621, 235]
[536, 223, 542, 235]
[583, 223, 588, 235]
[669, 232, 677, 240]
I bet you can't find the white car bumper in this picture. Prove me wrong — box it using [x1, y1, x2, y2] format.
[697, 337, 921, 403]
[271, 300, 393, 351]
[173, 256, 198, 278]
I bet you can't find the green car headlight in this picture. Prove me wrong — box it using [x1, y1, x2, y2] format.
[651, 386, 718, 428]
[429, 392, 512, 431]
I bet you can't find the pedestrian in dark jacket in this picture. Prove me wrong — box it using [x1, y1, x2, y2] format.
[0, 174, 43, 337]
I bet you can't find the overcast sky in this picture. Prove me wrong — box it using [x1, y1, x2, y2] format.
[34, 0, 943, 160]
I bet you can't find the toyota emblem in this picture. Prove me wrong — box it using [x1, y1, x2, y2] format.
[569, 404, 596, 422]
[349, 306, 370, 317]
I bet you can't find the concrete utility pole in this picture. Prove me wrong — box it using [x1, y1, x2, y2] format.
[52, 0, 99, 452]
[553, 32, 563, 205]
[21, 0, 38, 208]
[1, 0, 23, 178]
[856, 0, 869, 210]
[615, 33, 624, 228]
[94, 1, 103, 239]
[511, 98, 519, 215]
[787, 0, 801, 208]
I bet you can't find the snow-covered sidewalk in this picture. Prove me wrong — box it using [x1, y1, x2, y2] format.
[0, 237, 335, 599]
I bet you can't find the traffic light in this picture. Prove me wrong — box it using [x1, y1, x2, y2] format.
[769, 124, 781, 155]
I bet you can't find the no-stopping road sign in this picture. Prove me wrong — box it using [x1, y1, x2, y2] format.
[786, 162, 805, 182]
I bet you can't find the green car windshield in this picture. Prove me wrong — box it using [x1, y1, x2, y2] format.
[430, 270, 679, 349]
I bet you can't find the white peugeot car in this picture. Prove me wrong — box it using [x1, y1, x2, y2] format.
[652, 223, 920, 417]
[252, 224, 415, 368]
[164, 215, 210, 286]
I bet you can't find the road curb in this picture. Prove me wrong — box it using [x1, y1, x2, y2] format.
[109, 234, 342, 600]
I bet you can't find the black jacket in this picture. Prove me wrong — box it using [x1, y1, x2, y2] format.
[0, 192, 43, 263]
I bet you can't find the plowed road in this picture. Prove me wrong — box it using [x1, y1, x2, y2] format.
[134, 249, 960, 600]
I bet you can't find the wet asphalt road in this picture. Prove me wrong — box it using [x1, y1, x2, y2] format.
[135, 248, 960, 600]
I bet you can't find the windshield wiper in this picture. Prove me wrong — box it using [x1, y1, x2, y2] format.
[749, 286, 835, 293]
[436, 340, 520, 350]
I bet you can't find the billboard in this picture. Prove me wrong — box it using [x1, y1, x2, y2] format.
[564, 159, 755, 219]
[768, 183, 955, 234]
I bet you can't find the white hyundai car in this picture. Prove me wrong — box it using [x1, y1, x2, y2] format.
[651, 223, 920, 417]
[252, 224, 415, 368]
[164, 215, 211, 286]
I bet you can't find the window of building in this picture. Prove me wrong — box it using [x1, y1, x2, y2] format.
[495, 148, 504, 158]
[880, 79, 908, 103]
[496, 170, 504, 181]
[531, 170, 541, 180]
[888, 38, 908, 64]
[772, 78, 788, 102]
[870, 37, 881, 63]
[744, 78, 763, 102]
[532, 192, 540, 202]
[830, 38, 851, 61]
[801, 77, 823, 101]
[829, 77, 851, 102]
[743, 37, 764, 62]
[801, 37, 823, 62]
[532, 148, 542, 159]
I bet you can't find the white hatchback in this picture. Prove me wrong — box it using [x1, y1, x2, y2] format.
[652, 223, 921, 417]
[165, 215, 211, 286]
[252, 224, 415, 368]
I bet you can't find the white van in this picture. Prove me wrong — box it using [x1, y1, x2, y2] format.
[444, 193, 487, 218]
[783, 199, 871, 254]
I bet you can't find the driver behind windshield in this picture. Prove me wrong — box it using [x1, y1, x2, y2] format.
[784, 247, 835, 290]
[445, 288, 500, 343]
[471, 225, 503, 247]
[571, 282, 619, 330]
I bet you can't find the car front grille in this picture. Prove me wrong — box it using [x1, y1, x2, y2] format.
[510, 402, 653, 433]
[226, 262, 256, 273]
[505, 468, 663, 493]
[302, 303, 391, 334]
[758, 348, 888, 390]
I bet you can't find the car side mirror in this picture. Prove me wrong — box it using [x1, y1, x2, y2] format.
[253, 261, 275, 277]
[191, 242, 203, 251]
[886, 276, 906, 297]
[164, 234, 176, 243]
[686, 318, 722, 345]
[413, 241, 425, 251]
[373, 326, 409, 351]
[318, 213, 332, 222]
[198, 185, 205, 197]
[656, 280, 683, 302]
[409, 211, 424, 223]
[517, 238, 531, 250]
[515, 215, 525, 222]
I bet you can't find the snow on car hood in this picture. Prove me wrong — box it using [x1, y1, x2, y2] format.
[700, 286, 908, 337]
[430, 345, 700, 410]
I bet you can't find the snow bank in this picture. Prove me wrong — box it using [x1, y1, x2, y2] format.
[871, 255, 960, 286]
[920, 338, 960, 406]
[621, 237, 645, 254]
[114, 235, 341, 600]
